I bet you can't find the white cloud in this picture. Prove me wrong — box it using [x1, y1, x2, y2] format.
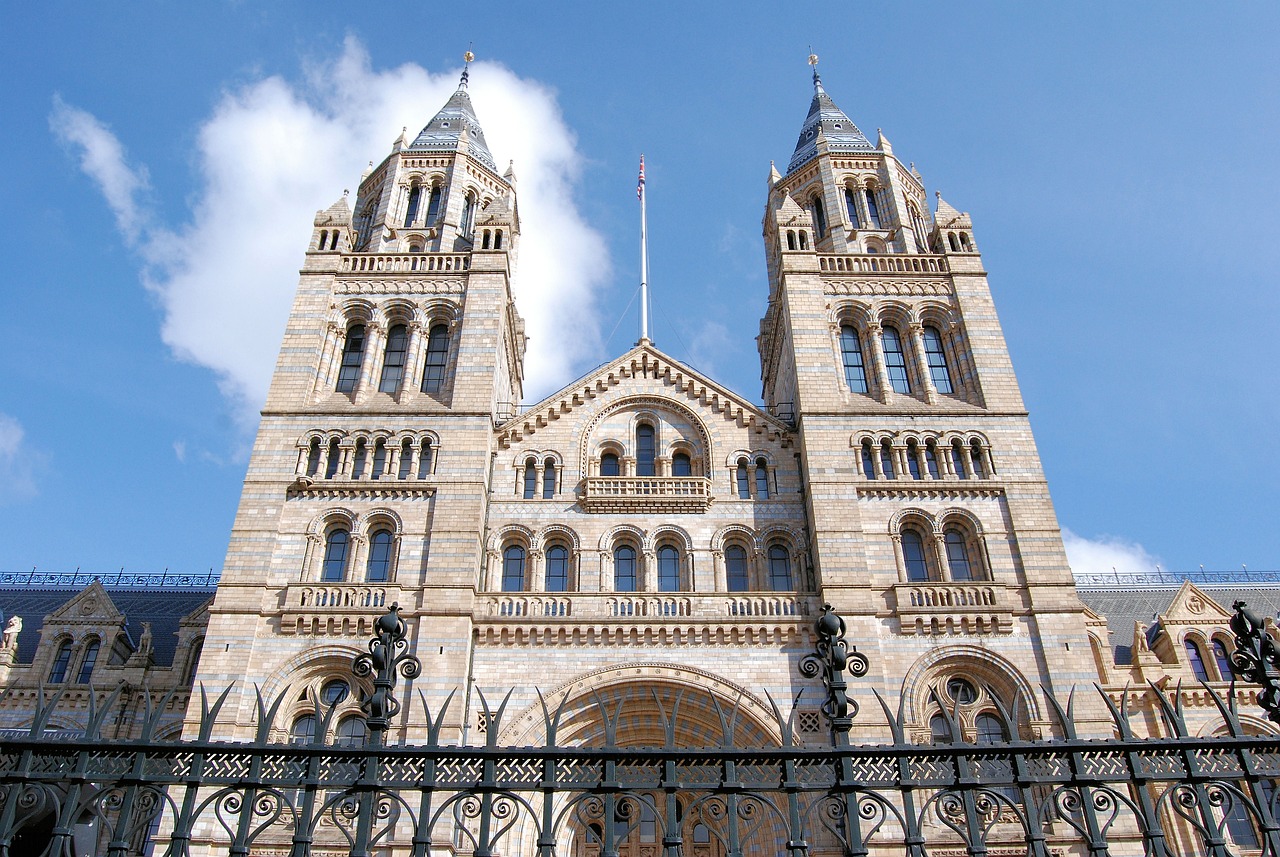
[54, 38, 609, 425]
[685, 321, 732, 380]
[49, 96, 150, 244]
[1062, 527, 1163, 576]
[0, 413, 38, 504]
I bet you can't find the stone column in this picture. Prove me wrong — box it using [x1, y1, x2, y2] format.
[529, 552, 544, 592]
[642, 551, 657, 592]
[711, 549, 726, 592]
[348, 535, 367, 582]
[865, 323, 891, 403]
[402, 322, 425, 396]
[890, 534, 907, 583]
[484, 551, 500, 591]
[909, 323, 937, 404]
[931, 535, 949, 582]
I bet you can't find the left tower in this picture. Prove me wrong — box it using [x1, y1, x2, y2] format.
[192, 65, 524, 743]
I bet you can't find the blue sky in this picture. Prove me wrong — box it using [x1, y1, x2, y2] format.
[1, 2, 1276, 577]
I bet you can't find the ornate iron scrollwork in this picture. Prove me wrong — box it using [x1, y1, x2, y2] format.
[1230, 600, 1280, 724]
[799, 604, 869, 738]
[352, 602, 422, 742]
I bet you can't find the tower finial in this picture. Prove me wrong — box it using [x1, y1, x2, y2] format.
[460, 47, 474, 88]
[808, 50, 823, 91]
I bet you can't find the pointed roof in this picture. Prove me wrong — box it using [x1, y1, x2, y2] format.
[409, 67, 499, 175]
[787, 71, 873, 174]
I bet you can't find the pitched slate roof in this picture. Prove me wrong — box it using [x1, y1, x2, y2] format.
[409, 69, 499, 175]
[787, 72, 873, 175]
[0, 587, 214, 666]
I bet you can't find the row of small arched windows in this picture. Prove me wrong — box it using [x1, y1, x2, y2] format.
[335, 322, 451, 396]
[521, 458, 560, 498]
[860, 437, 990, 480]
[840, 323, 955, 397]
[304, 436, 434, 481]
[733, 457, 773, 499]
[315, 229, 342, 252]
[597, 422, 697, 478]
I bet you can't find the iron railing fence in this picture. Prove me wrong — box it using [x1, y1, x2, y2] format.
[3, 679, 1280, 857]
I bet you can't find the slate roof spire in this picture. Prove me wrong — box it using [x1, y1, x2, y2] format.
[409, 51, 499, 175]
[787, 61, 873, 175]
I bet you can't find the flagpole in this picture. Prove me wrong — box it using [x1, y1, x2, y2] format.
[638, 154, 650, 344]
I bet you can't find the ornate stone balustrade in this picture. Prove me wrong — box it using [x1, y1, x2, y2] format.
[481, 593, 816, 621]
[281, 583, 401, 636]
[579, 476, 713, 513]
[817, 253, 948, 275]
[893, 580, 1012, 635]
[339, 253, 470, 274]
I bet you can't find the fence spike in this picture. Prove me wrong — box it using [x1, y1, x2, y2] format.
[84, 682, 128, 740]
[30, 683, 69, 737]
[252, 682, 291, 744]
[1041, 684, 1079, 741]
[416, 686, 455, 747]
[140, 684, 182, 742]
[872, 688, 906, 745]
[1095, 683, 1135, 740]
[196, 682, 237, 742]
[1147, 679, 1189, 737]
[763, 689, 800, 748]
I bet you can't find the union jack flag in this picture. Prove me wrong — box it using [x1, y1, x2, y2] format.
[637, 155, 645, 201]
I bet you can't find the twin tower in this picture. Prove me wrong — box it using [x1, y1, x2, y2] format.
[193, 65, 1099, 751]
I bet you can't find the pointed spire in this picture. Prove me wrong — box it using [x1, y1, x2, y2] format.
[409, 50, 500, 175]
[787, 57, 873, 175]
[503, 160, 517, 184]
[769, 161, 782, 186]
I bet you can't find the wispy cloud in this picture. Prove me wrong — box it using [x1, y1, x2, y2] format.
[0, 413, 39, 504]
[52, 38, 609, 428]
[1062, 527, 1163, 576]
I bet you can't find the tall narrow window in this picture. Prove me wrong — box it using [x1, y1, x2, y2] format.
[417, 439, 433, 478]
[1185, 639, 1210, 682]
[600, 452, 620, 476]
[421, 324, 450, 394]
[672, 452, 692, 477]
[460, 194, 476, 238]
[844, 187, 860, 227]
[636, 424, 656, 476]
[840, 326, 868, 393]
[614, 546, 637, 592]
[290, 715, 317, 745]
[725, 545, 749, 592]
[865, 188, 882, 228]
[861, 440, 876, 479]
[881, 326, 911, 394]
[767, 545, 793, 590]
[336, 324, 366, 393]
[975, 713, 1007, 744]
[658, 546, 680, 592]
[945, 529, 974, 580]
[925, 442, 941, 479]
[306, 438, 322, 477]
[371, 439, 387, 479]
[523, 459, 537, 499]
[545, 546, 569, 592]
[542, 461, 557, 498]
[426, 185, 442, 223]
[379, 324, 408, 393]
[902, 530, 929, 581]
[755, 458, 770, 498]
[367, 529, 394, 582]
[49, 642, 72, 683]
[322, 530, 350, 582]
[335, 716, 368, 748]
[970, 441, 987, 478]
[325, 439, 341, 479]
[397, 440, 413, 479]
[930, 714, 953, 745]
[907, 441, 922, 480]
[351, 439, 367, 479]
[951, 441, 968, 479]
[76, 640, 100, 684]
[404, 185, 421, 227]
[811, 195, 827, 238]
[879, 441, 896, 479]
[502, 546, 525, 592]
[736, 460, 750, 498]
[909, 204, 929, 252]
[1213, 639, 1235, 682]
[922, 326, 954, 394]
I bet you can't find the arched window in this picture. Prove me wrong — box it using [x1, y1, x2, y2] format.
[754, 458, 770, 499]
[522, 459, 537, 499]
[366, 529, 394, 582]
[614, 545, 637, 592]
[951, 440, 968, 479]
[378, 324, 409, 393]
[501, 545, 526, 592]
[861, 440, 876, 479]
[811, 194, 827, 238]
[865, 188, 882, 228]
[336, 324, 366, 393]
[494, 229, 503, 249]
[324, 438, 341, 479]
[404, 184, 421, 227]
[930, 714, 953, 744]
[924, 441, 941, 479]
[767, 544, 793, 590]
[321, 679, 349, 706]
[844, 187, 860, 227]
[421, 324, 450, 394]
[600, 452, 620, 477]
[922, 326, 953, 394]
[351, 439, 368, 479]
[335, 715, 367, 748]
[881, 326, 911, 394]
[672, 452, 692, 477]
[290, 714, 316, 745]
[426, 185, 442, 223]
[902, 530, 929, 581]
[798, 231, 808, 250]
[76, 639, 100, 684]
[305, 437, 322, 477]
[840, 326, 868, 393]
[948, 232, 959, 252]
[542, 461, 557, 498]
[879, 441, 896, 479]
[371, 439, 387, 479]
[636, 424, 656, 477]
[1185, 639, 1210, 682]
[545, 545, 570, 592]
[786, 230, 796, 251]
[906, 441, 922, 480]
[397, 439, 413, 479]
[1213, 639, 1235, 682]
[185, 638, 204, 684]
[460, 193, 476, 238]
[725, 545, 750, 592]
[970, 441, 987, 478]
[960, 232, 972, 251]
[975, 712, 1007, 744]
[417, 439, 433, 478]
[657, 545, 681, 592]
[944, 529, 974, 581]
[321, 529, 350, 582]
[736, 459, 750, 499]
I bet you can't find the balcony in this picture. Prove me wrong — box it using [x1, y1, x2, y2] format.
[280, 583, 402, 636]
[481, 593, 817, 621]
[817, 253, 948, 275]
[893, 580, 1013, 635]
[579, 476, 713, 513]
[339, 252, 470, 274]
